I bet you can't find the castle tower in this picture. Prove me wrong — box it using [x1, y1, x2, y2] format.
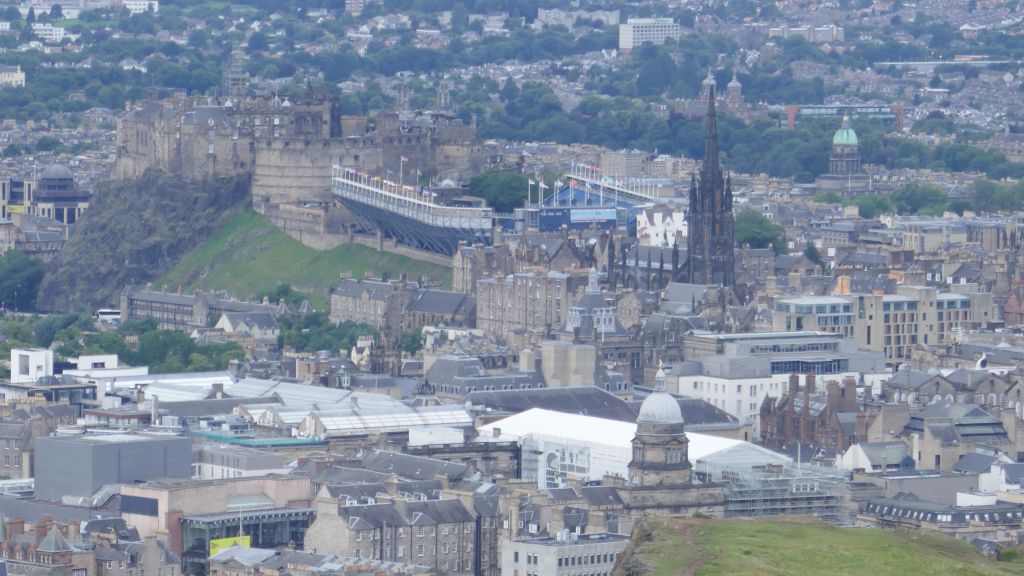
[700, 69, 717, 106]
[628, 364, 691, 487]
[726, 72, 742, 105]
[222, 49, 248, 98]
[829, 115, 861, 176]
[686, 85, 735, 289]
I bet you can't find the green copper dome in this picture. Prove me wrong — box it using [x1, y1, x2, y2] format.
[833, 115, 858, 146]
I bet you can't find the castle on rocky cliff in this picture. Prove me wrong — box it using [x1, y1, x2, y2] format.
[114, 85, 479, 216]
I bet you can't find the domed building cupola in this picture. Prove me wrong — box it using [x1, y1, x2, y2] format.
[829, 115, 861, 176]
[700, 68, 717, 105]
[628, 361, 692, 487]
[726, 72, 742, 103]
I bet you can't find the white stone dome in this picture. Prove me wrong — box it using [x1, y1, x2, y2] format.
[637, 391, 684, 425]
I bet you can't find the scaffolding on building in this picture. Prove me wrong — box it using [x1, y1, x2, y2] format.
[695, 460, 852, 525]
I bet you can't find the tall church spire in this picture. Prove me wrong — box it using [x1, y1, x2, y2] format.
[686, 84, 735, 289]
[700, 86, 723, 211]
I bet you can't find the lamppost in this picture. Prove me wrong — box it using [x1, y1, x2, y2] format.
[13, 283, 20, 314]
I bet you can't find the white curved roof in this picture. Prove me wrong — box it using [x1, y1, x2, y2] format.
[478, 408, 790, 466]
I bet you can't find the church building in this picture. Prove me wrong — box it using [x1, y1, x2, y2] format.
[685, 85, 736, 290]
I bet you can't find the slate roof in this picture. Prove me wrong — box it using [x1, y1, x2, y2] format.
[0, 496, 118, 523]
[473, 494, 501, 517]
[159, 397, 283, 419]
[36, 527, 73, 553]
[314, 466, 390, 486]
[945, 368, 996, 388]
[1003, 463, 1024, 484]
[406, 498, 475, 525]
[181, 106, 229, 126]
[361, 450, 468, 481]
[886, 369, 935, 391]
[857, 442, 911, 468]
[337, 503, 410, 530]
[467, 387, 637, 421]
[580, 486, 624, 508]
[630, 386, 740, 426]
[82, 517, 139, 542]
[223, 311, 279, 331]
[953, 452, 998, 474]
[425, 356, 543, 392]
[837, 412, 858, 436]
[405, 290, 473, 317]
[0, 421, 29, 440]
[334, 279, 411, 301]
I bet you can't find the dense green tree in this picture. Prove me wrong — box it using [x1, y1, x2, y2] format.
[396, 330, 423, 355]
[247, 31, 269, 54]
[804, 243, 824, 267]
[468, 171, 529, 213]
[35, 136, 61, 152]
[854, 195, 894, 219]
[635, 47, 676, 96]
[278, 313, 377, 354]
[892, 182, 949, 215]
[0, 251, 44, 312]
[734, 208, 787, 254]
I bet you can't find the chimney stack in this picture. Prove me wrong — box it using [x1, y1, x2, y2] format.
[150, 394, 160, 424]
[788, 373, 799, 409]
[826, 380, 840, 413]
[7, 517, 24, 536]
[842, 375, 857, 412]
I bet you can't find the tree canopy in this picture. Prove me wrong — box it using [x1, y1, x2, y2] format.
[468, 171, 529, 213]
[891, 182, 949, 215]
[734, 208, 787, 254]
[0, 251, 44, 312]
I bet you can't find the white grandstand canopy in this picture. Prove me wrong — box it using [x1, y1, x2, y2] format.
[477, 408, 790, 468]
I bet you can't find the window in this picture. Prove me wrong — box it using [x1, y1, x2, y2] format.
[417, 545, 424, 557]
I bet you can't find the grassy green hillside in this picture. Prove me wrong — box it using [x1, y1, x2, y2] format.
[619, 517, 1024, 576]
[157, 210, 452, 308]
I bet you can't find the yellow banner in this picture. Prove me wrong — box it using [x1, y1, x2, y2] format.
[209, 535, 251, 557]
